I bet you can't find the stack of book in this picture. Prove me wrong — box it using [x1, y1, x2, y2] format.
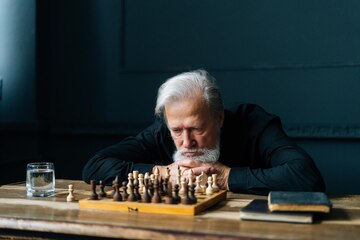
[240, 191, 332, 224]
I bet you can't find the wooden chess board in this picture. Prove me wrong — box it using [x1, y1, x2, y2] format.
[79, 190, 227, 216]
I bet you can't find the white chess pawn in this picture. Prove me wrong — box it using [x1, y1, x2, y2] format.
[133, 170, 139, 183]
[195, 176, 203, 193]
[154, 167, 160, 181]
[133, 170, 139, 190]
[127, 173, 133, 194]
[211, 174, 220, 192]
[206, 176, 214, 195]
[67, 184, 75, 202]
[138, 173, 144, 194]
[144, 172, 150, 181]
[179, 176, 186, 194]
[188, 169, 194, 187]
[177, 167, 182, 185]
[199, 171, 208, 192]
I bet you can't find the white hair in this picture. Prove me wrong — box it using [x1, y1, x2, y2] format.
[155, 69, 224, 120]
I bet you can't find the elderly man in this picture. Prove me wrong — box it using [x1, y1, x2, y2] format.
[82, 70, 325, 195]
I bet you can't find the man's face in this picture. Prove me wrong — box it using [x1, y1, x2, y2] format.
[165, 96, 224, 161]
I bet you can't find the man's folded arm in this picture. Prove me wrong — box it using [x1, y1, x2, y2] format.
[82, 121, 168, 185]
[82, 154, 154, 185]
[228, 119, 325, 195]
[228, 148, 325, 195]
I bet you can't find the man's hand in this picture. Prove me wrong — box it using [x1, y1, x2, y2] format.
[152, 162, 190, 186]
[177, 160, 231, 190]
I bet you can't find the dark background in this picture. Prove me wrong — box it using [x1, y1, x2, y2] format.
[1, 0, 360, 194]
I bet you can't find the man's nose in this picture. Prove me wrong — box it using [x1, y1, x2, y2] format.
[182, 130, 195, 148]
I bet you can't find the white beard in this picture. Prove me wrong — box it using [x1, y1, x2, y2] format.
[173, 144, 220, 163]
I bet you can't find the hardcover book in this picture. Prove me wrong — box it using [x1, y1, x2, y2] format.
[268, 191, 332, 213]
[240, 199, 313, 223]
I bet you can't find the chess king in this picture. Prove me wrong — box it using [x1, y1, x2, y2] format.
[82, 70, 325, 195]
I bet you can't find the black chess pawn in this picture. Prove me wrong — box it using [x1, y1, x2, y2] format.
[151, 179, 162, 203]
[90, 180, 99, 200]
[111, 176, 119, 197]
[172, 184, 181, 204]
[181, 184, 191, 205]
[134, 182, 142, 201]
[148, 181, 154, 198]
[142, 180, 151, 203]
[113, 182, 122, 201]
[189, 184, 197, 204]
[121, 181, 129, 201]
[99, 180, 107, 198]
[164, 181, 174, 204]
[162, 178, 168, 196]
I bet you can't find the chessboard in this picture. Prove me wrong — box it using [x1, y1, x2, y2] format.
[79, 189, 227, 216]
[78, 168, 227, 215]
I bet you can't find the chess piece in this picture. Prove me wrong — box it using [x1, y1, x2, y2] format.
[206, 176, 214, 195]
[111, 176, 119, 197]
[67, 184, 75, 202]
[211, 174, 220, 192]
[127, 180, 136, 202]
[172, 184, 181, 204]
[154, 167, 160, 182]
[121, 181, 129, 201]
[148, 179, 154, 197]
[188, 169, 194, 187]
[134, 180, 142, 201]
[189, 184, 197, 204]
[113, 182, 122, 201]
[138, 173, 144, 194]
[165, 167, 171, 180]
[195, 176, 203, 193]
[162, 178, 169, 196]
[199, 171, 208, 192]
[90, 180, 99, 200]
[142, 178, 151, 203]
[99, 180, 107, 198]
[181, 184, 191, 205]
[164, 181, 174, 204]
[179, 176, 186, 194]
[151, 179, 161, 203]
[177, 165, 181, 185]
[127, 173, 133, 194]
[159, 177, 164, 196]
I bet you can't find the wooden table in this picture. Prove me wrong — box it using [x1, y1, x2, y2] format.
[0, 179, 359, 239]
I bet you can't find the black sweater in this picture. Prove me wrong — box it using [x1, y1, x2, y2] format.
[82, 103, 325, 195]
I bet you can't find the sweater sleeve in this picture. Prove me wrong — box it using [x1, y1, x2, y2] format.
[82, 118, 173, 185]
[228, 119, 325, 195]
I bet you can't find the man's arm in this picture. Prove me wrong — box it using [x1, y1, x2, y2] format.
[176, 119, 325, 195]
[228, 120, 326, 195]
[82, 119, 173, 185]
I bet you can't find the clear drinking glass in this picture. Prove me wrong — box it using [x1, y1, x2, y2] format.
[26, 162, 55, 197]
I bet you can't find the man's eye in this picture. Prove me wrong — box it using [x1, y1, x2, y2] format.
[193, 128, 203, 133]
[172, 129, 182, 135]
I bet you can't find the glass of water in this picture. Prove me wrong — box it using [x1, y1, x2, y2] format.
[26, 162, 55, 197]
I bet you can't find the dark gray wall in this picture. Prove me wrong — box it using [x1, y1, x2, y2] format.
[0, 0, 36, 122]
[2, 1, 360, 194]
[0, 0, 39, 184]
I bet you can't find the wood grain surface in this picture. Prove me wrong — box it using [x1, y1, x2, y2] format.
[0, 179, 359, 239]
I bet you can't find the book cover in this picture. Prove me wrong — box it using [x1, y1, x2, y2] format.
[268, 191, 332, 213]
[240, 199, 313, 224]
